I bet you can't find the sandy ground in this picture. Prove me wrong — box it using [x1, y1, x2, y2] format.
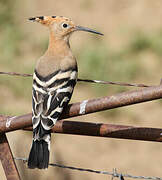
[1, 0, 162, 179]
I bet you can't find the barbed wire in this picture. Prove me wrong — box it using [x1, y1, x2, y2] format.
[14, 157, 162, 180]
[0, 71, 152, 88]
[1, 71, 161, 179]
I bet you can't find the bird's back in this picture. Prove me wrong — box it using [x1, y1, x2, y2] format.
[32, 53, 78, 129]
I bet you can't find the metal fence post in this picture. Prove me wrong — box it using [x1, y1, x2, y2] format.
[0, 133, 20, 180]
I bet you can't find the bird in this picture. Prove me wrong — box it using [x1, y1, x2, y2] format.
[27, 15, 103, 169]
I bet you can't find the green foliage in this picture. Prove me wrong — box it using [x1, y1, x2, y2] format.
[0, 0, 23, 65]
[0, 0, 15, 26]
[127, 30, 162, 57]
[0, 0, 32, 114]
[78, 29, 162, 97]
[78, 42, 141, 95]
[128, 32, 152, 53]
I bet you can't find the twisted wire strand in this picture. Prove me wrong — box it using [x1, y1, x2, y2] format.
[14, 157, 162, 180]
[0, 71, 152, 88]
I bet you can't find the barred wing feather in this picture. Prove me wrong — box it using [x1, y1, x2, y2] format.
[32, 68, 77, 138]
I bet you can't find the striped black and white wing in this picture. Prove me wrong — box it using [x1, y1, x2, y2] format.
[32, 67, 77, 138]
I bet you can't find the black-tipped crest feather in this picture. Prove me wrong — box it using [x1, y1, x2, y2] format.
[28, 16, 44, 21]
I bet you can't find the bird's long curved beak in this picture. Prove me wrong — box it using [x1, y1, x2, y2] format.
[75, 26, 104, 36]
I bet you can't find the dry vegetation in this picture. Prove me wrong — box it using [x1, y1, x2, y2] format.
[0, 0, 162, 179]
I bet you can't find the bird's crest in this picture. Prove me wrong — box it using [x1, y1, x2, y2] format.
[28, 16, 70, 26]
[28, 15, 103, 36]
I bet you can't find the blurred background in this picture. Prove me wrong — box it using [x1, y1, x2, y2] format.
[0, 0, 162, 179]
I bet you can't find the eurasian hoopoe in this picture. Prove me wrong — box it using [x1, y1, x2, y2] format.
[28, 15, 103, 169]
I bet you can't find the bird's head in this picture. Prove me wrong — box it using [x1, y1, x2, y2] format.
[28, 15, 103, 40]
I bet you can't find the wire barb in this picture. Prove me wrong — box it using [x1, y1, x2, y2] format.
[0, 71, 152, 88]
[14, 157, 162, 180]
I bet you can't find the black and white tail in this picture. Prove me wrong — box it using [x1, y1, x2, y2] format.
[28, 124, 51, 169]
[28, 140, 49, 169]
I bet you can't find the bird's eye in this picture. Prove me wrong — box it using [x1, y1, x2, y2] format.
[62, 23, 68, 28]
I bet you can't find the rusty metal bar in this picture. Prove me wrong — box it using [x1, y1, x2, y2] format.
[25, 120, 162, 142]
[61, 85, 162, 119]
[0, 133, 20, 180]
[0, 114, 32, 133]
[0, 116, 162, 142]
[0, 85, 162, 134]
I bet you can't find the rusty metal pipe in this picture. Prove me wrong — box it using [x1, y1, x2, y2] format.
[0, 134, 20, 180]
[61, 85, 162, 119]
[23, 120, 162, 142]
[0, 114, 32, 133]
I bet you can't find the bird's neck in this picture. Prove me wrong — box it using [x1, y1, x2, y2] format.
[45, 31, 71, 57]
